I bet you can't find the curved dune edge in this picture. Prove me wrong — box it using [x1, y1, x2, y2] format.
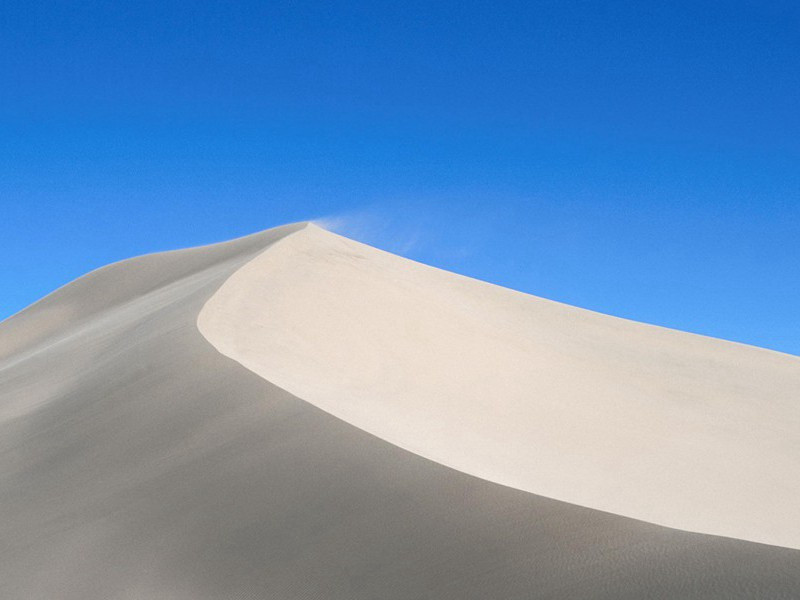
[198, 223, 800, 550]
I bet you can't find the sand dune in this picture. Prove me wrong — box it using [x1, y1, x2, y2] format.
[1, 222, 799, 598]
[199, 223, 800, 550]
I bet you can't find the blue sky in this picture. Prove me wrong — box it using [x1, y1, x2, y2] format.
[1, 1, 798, 354]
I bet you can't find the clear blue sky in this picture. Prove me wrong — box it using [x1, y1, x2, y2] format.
[1, 1, 798, 355]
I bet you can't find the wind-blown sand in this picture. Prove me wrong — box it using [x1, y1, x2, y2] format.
[1, 222, 799, 598]
[199, 223, 800, 550]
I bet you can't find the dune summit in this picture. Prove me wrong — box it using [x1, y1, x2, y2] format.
[1, 221, 799, 599]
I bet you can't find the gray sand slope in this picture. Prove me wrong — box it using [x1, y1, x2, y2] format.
[1, 223, 799, 599]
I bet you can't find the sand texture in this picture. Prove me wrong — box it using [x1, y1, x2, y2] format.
[1, 222, 799, 598]
[199, 224, 800, 550]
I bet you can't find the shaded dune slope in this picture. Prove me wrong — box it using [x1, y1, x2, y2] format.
[1, 223, 799, 599]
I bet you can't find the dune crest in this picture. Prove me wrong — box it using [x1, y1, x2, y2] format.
[199, 223, 800, 549]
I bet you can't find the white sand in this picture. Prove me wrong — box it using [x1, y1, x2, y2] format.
[199, 223, 800, 549]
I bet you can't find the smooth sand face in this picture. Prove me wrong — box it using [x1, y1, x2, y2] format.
[2, 223, 800, 598]
[199, 223, 800, 550]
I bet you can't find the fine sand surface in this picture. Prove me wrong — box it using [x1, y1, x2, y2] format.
[1, 222, 799, 598]
[199, 223, 800, 550]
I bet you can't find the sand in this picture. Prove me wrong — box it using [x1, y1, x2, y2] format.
[198, 223, 800, 550]
[1, 222, 799, 598]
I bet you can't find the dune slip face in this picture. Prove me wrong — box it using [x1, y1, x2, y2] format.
[199, 223, 800, 550]
[2, 222, 800, 599]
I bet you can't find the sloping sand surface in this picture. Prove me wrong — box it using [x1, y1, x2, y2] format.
[1, 223, 799, 598]
[199, 223, 800, 549]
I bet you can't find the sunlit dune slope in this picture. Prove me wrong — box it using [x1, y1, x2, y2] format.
[199, 223, 800, 549]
